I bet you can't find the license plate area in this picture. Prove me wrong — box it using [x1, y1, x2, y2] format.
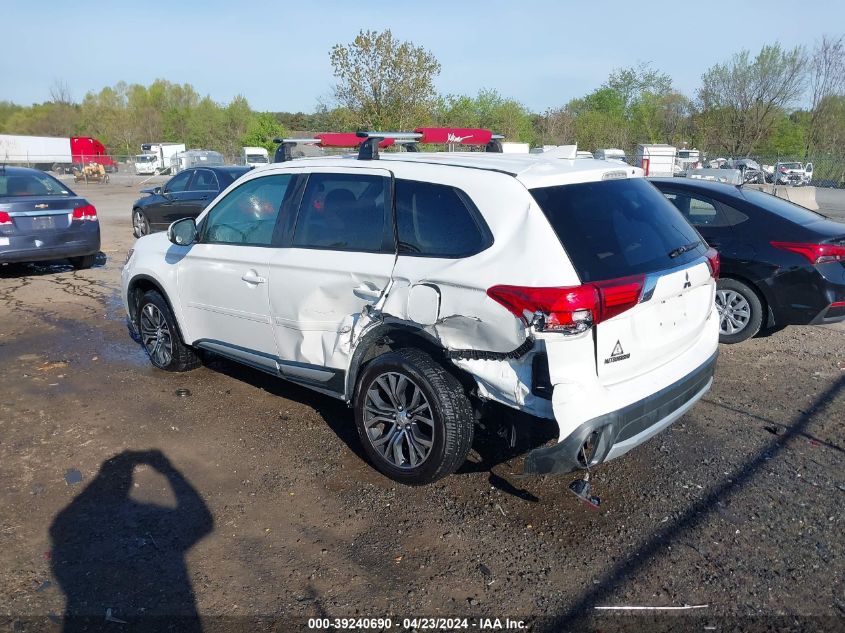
[31, 216, 55, 230]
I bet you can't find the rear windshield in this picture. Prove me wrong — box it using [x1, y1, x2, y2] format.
[0, 172, 73, 197]
[739, 188, 826, 225]
[530, 178, 706, 282]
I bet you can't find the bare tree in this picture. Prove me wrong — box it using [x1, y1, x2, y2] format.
[807, 35, 845, 153]
[697, 44, 807, 155]
[330, 29, 441, 130]
[49, 79, 74, 105]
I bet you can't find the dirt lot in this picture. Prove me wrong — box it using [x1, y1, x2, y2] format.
[1, 178, 843, 632]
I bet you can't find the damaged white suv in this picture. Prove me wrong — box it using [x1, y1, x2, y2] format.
[122, 136, 720, 485]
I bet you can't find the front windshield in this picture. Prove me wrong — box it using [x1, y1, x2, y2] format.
[136, 155, 156, 163]
[781, 162, 802, 169]
[246, 154, 268, 163]
[0, 172, 73, 197]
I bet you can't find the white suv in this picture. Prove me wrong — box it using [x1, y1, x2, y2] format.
[122, 140, 720, 485]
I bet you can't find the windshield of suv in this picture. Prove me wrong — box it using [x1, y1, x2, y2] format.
[530, 178, 706, 282]
[246, 154, 268, 163]
[136, 155, 156, 163]
[740, 188, 826, 225]
[0, 172, 73, 197]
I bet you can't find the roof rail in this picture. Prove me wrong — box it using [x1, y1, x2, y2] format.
[272, 134, 397, 162]
[273, 127, 505, 162]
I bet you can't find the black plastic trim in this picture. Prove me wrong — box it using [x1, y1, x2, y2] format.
[523, 350, 718, 475]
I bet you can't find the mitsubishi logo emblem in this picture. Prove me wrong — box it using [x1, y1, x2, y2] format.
[683, 271, 691, 289]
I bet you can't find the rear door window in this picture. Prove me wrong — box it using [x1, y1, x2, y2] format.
[530, 178, 706, 282]
[292, 173, 390, 252]
[395, 179, 491, 257]
[189, 169, 219, 191]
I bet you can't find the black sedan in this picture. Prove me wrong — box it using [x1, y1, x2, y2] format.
[651, 178, 845, 343]
[131, 166, 250, 237]
[0, 166, 100, 269]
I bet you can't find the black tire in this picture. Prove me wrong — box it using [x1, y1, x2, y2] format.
[354, 348, 474, 485]
[716, 278, 764, 344]
[132, 209, 150, 238]
[137, 290, 201, 372]
[69, 254, 96, 269]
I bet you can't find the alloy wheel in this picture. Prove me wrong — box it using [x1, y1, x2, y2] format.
[716, 289, 751, 335]
[139, 303, 173, 367]
[363, 372, 434, 469]
[133, 211, 149, 237]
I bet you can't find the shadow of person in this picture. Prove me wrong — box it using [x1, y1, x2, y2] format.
[50, 450, 213, 632]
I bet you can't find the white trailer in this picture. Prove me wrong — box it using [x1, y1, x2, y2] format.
[500, 142, 530, 154]
[0, 134, 72, 170]
[136, 142, 186, 175]
[636, 144, 677, 177]
[170, 149, 225, 174]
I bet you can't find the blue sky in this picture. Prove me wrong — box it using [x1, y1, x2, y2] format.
[4, 1, 843, 112]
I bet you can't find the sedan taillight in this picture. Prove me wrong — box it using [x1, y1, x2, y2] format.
[72, 204, 98, 221]
[0, 211, 11, 226]
[771, 241, 845, 265]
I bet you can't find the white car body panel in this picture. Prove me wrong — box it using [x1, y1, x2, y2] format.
[122, 150, 718, 473]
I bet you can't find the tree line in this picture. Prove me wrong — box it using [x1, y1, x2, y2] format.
[1, 30, 843, 160]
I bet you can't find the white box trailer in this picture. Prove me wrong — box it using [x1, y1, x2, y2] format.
[500, 142, 530, 154]
[136, 143, 186, 175]
[170, 149, 225, 174]
[636, 144, 677, 177]
[0, 134, 72, 170]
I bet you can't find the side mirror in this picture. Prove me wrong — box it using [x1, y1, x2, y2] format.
[140, 186, 161, 195]
[167, 217, 198, 246]
[154, 186, 163, 195]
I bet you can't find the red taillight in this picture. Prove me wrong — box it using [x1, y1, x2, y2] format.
[705, 247, 720, 279]
[487, 274, 645, 333]
[72, 204, 98, 221]
[771, 241, 845, 265]
[0, 211, 11, 226]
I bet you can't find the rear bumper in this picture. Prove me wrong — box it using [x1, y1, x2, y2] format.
[523, 351, 717, 475]
[0, 230, 100, 264]
[768, 263, 845, 326]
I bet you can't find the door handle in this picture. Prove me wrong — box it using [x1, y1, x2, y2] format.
[241, 270, 266, 284]
[353, 283, 383, 301]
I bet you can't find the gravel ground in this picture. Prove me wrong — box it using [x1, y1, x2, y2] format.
[0, 179, 843, 632]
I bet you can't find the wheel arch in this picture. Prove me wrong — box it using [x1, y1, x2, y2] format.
[127, 274, 189, 341]
[718, 272, 775, 328]
[345, 322, 477, 403]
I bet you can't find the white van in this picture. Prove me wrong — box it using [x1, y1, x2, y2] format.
[242, 146, 270, 168]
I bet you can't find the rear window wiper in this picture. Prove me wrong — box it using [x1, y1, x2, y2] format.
[668, 240, 700, 259]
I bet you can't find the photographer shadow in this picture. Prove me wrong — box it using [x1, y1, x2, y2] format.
[50, 450, 213, 632]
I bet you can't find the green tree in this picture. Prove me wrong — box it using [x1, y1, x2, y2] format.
[241, 112, 286, 153]
[330, 29, 441, 130]
[697, 43, 807, 155]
